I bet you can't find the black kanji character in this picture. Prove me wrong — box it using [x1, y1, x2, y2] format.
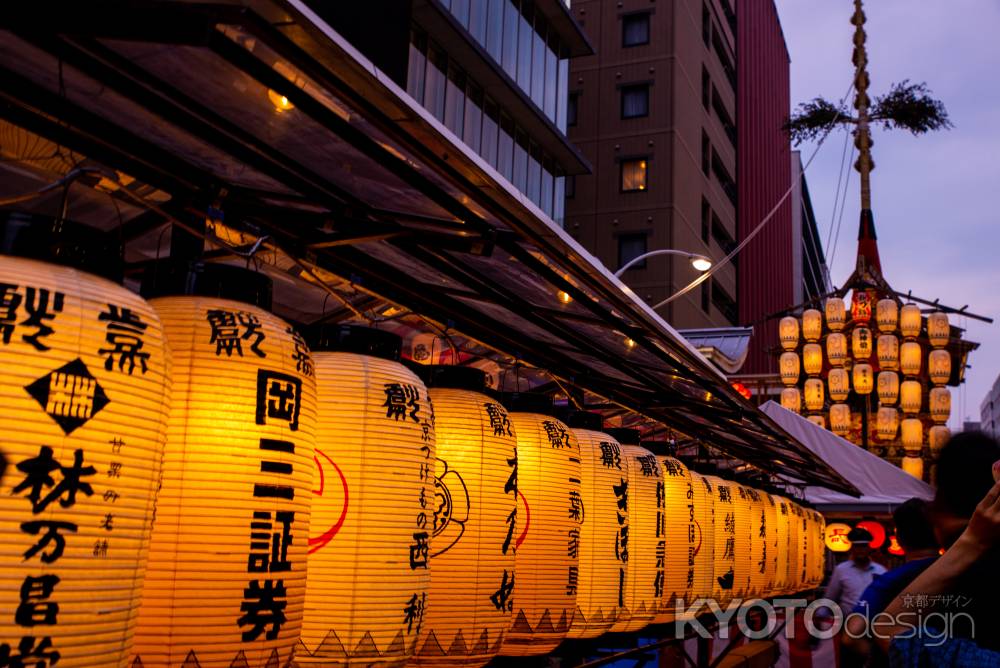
[286, 326, 312, 377]
[409, 532, 429, 569]
[653, 570, 664, 599]
[13, 447, 95, 514]
[106, 462, 121, 478]
[255, 371, 302, 431]
[93, 539, 109, 558]
[542, 421, 571, 449]
[484, 403, 513, 437]
[599, 441, 621, 469]
[0, 635, 60, 668]
[383, 383, 420, 422]
[568, 490, 584, 522]
[567, 527, 580, 559]
[616, 525, 629, 563]
[566, 565, 579, 596]
[97, 304, 150, 375]
[491, 569, 514, 612]
[718, 485, 732, 503]
[21, 521, 77, 564]
[402, 592, 426, 634]
[100, 514, 114, 531]
[504, 452, 517, 497]
[637, 454, 659, 477]
[248, 511, 294, 573]
[20, 288, 64, 351]
[0, 283, 23, 345]
[237, 580, 287, 641]
[15, 575, 60, 626]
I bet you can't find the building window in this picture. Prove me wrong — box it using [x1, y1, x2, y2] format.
[618, 233, 648, 271]
[702, 4, 711, 47]
[621, 158, 648, 192]
[701, 130, 710, 176]
[621, 84, 649, 119]
[701, 279, 710, 313]
[565, 174, 576, 198]
[567, 92, 579, 127]
[712, 281, 738, 325]
[622, 12, 650, 47]
[701, 198, 711, 243]
[701, 66, 711, 110]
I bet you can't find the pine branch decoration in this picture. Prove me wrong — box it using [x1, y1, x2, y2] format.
[784, 98, 852, 144]
[871, 80, 953, 134]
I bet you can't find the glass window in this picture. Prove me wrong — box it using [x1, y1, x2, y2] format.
[565, 174, 576, 198]
[553, 174, 566, 226]
[567, 92, 579, 127]
[513, 129, 529, 193]
[498, 114, 515, 181]
[543, 38, 558, 120]
[531, 19, 546, 107]
[444, 64, 466, 136]
[540, 158, 554, 217]
[486, 0, 505, 62]
[481, 100, 500, 167]
[618, 233, 648, 271]
[406, 29, 426, 104]
[701, 280, 710, 312]
[517, 9, 533, 92]
[503, 1, 519, 78]
[622, 12, 650, 47]
[621, 84, 649, 119]
[701, 197, 711, 242]
[702, 3, 711, 46]
[451, 0, 470, 30]
[469, 0, 487, 45]
[527, 143, 542, 205]
[621, 158, 648, 192]
[425, 45, 447, 122]
[556, 57, 569, 132]
[463, 83, 483, 154]
[702, 65, 711, 109]
[701, 130, 710, 175]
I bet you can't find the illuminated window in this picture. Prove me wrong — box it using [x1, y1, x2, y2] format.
[621, 158, 648, 192]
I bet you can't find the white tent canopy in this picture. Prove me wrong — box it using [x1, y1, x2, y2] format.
[760, 401, 934, 513]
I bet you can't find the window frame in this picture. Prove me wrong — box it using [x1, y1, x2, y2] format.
[620, 83, 650, 120]
[622, 12, 651, 48]
[620, 157, 649, 193]
[567, 91, 580, 127]
[617, 232, 649, 272]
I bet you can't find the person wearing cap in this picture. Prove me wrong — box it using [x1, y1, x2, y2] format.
[825, 526, 887, 616]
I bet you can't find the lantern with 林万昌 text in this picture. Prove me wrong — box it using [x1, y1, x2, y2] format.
[827, 333, 848, 366]
[900, 304, 922, 339]
[802, 344, 823, 376]
[828, 368, 850, 402]
[830, 404, 851, 437]
[0, 241, 171, 666]
[878, 371, 900, 405]
[901, 342, 922, 377]
[876, 407, 899, 441]
[878, 334, 899, 371]
[501, 404, 581, 655]
[779, 317, 799, 351]
[900, 380, 922, 414]
[779, 352, 800, 386]
[852, 363, 874, 395]
[135, 263, 317, 668]
[781, 387, 802, 414]
[825, 298, 846, 331]
[929, 387, 951, 425]
[927, 312, 950, 348]
[804, 379, 824, 412]
[876, 299, 898, 333]
[852, 327, 873, 360]
[802, 309, 823, 342]
[929, 350, 952, 386]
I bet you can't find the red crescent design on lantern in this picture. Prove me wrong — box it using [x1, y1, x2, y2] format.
[692, 519, 703, 557]
[308, 448, 349, 554]
[515, 489, 530, 550]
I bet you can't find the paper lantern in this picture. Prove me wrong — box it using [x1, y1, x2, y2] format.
[887, 534, 905, 556]
[852, 363, 874, 395]
[929, 350, 952, 386]
[743, 487, 767, 598]
[802, 343, 823, 376]
[877, 334, 899, 371]
[851, 290, 873, 324]
[784, 502, 802, 592]
[900, 342, 922, 377]
[851, 327, 873, 360]
[811, 512, 826, 585]
[779, 352, 800, 386]
[856, 520, 886, 550]
[825, 298, 846, 332]
[608, 442, 660, 633]
[566, 418, 626, 639]
[807, 415, 826, 429]
[877, 371, 900, 405]
[900, 303, 922, 339]
[300, 328, 436, 666]
[804, 379, 824, 412]
[900, 380, 922, 415]
[655, 456, 695, 623]
[780, 387, 802, 414]
[501, 407, 581, 655]
[929, 387, 951, 425]
[802, 309, 823, 342]
[409, 332, 448, 365]
[929, 426, 950, 453]
[927, 311, 950, 348]
[705, 476, 741, 607]
[828, 368, 850, 402]
[830, 404, 851, 437]
[901, 418, 923, 451]
[688, 473, 716, 608]
[827, 333, 848, 366]
[876, 407, 899, 440]
[876, 299, 898, 333]
[901, 456, 924, 480]
[772, 497, 791, 595]
[824, 523, 851, 552]
[135, 265, 317, 667]
[0, 251, 170, 665]
[762, 494, 779, 596]
[779, 316, 799, 351]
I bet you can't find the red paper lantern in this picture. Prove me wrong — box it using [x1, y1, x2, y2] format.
[887, 534, 905, 556]
[731, 381, 752, 400]
[856, 520, 886, 549]
[851, 290, 873, 324]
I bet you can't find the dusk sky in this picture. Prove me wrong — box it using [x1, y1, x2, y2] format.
[774, 0, 1000, 429]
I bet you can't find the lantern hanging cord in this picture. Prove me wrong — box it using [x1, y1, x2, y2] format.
[0, 166, 106, 206]
[651, 79, 857, 312]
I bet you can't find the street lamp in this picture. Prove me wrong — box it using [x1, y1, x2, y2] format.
[614, 249, 713, 277]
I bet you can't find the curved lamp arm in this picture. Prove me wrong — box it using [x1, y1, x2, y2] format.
[614, 249, 713, 277]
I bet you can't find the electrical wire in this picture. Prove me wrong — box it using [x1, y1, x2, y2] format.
[0, 167, 105, 206]
[824, 124, 852, 254]
[827, 143, 855, 270]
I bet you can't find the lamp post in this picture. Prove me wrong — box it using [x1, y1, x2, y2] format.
[614, 249, 713, 278]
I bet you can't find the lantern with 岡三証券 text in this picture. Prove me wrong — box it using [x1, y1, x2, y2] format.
[825, 298, 846, 332]
[301, 327, 438, 667]
[802, 309, 823, 342]
[0, 221, 171, 666]
[134, 262, 317, 668]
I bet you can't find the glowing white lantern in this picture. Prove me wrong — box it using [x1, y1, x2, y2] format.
[802, 309, 823, 342]
[851, 327, 873, 360]
[927, 312, 950, 348]
[779, 352, 800, 386]
[929, 425, 950, 452]
[804, 378, 824, 411]
[876, 407, 899, 440]
[929, 349, 952, 386]
[827, 333, 848, 367]
[900, 380, 922, 415]
[779, 317, 800, 351]
[852, 363, 874, 395]
[900, 342, 922, 377]
[900, 304, 922, 339]
[825, 298, 846, 332]
[828, 368, 850, 402]
[929, 387, 951, 424]
[876, 299, 898, 333]
[877, 334, 899, 371]
[830, 404, 851, 437]
[802, 343, 823, 376]
[901, 418, 923, 450]
[877, 371, 900, 405]
[781, 387, 802, 414]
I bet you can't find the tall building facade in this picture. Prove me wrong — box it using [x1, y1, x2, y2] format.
[564, 0, 739, 329]
[981, 374, 1000, 437]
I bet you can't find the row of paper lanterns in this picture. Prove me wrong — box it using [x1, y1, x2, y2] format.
[0, 254, 827, 667]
